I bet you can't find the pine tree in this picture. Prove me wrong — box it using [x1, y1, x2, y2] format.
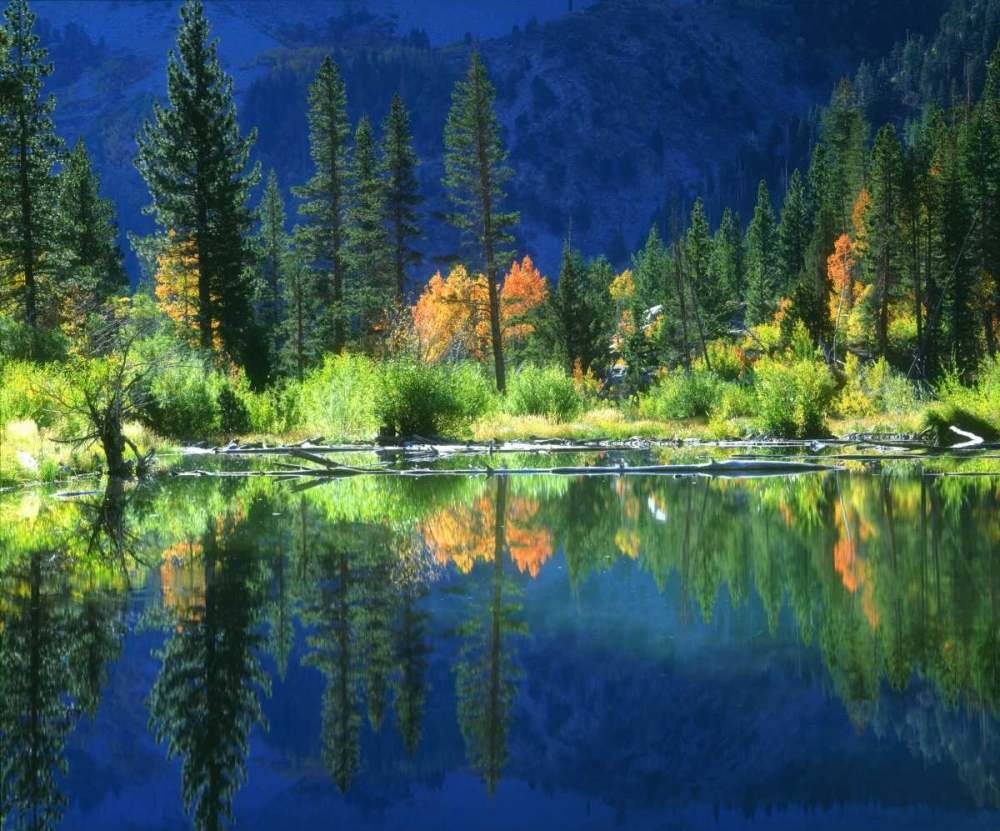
[0, 0, 62, 331]
[712, 208, 743, 321]
[253, 170, 287, 379]
[293, 56, 351, 354]
[443, 50, 519, 393]
[549, 243, 604, 373]
[798, 143, 838, 341]
[279, 249, 319, 382]
[135, 0, 259, 361]
[255, 170, 287, 333]
[686, 198, 720, 351]
[960, 44, 1000, 357]
[380, 93, 422, 302]
[53, 138, 128, 317]
[777, 169, 810, 299]
[868, 124, 903, 357]
[928, 110, 976, 375]
[824, 79, 869, 232]
[745, 181, 778, 326]
[346, 115, 392, 337]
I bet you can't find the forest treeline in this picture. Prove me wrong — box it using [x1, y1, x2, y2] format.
[3, 0, 1000, 477]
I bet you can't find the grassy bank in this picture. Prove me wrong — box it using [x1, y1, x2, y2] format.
[6, 340, 1000, 487]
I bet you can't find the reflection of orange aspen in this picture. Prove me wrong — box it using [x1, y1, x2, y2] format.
[419, 494, 552, 577]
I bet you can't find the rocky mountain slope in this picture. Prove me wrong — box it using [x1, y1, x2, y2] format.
[32, 0, 950, 281]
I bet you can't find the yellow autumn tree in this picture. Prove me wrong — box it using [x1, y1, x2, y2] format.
[155, 230, 220, 349]
[412, 256, 548, 363]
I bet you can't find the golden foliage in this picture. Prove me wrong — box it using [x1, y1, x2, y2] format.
[411, 257, 548, 363]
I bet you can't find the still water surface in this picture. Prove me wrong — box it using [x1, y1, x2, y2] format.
[1, 468, 998, 830]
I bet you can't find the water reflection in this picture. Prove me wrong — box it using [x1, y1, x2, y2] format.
[0, 470, 998, 828]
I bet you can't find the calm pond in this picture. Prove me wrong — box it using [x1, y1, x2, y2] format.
[1, 463, 998, 830]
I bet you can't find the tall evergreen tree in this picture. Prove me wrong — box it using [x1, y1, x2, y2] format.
[379, 93, 422, 302]
[135, 0, 259, 361]
[0, 0, 61, 331]
[712, 207, 743, 321]
[255, 170, 287, 338]
[293, 56, 351, 354]
[868, 124, 903, 357]
[824, 79, 869, 232]
[777, 169, 811, 299]
[686, 198, 720, 353]
[346, 115, 392, 337]
[443, 50, 518, 393]
[279, 249, 319, 382]
[960, 44, 1000, 357]
[53, 138, 128, 316]
[798, 143, 838, 341]
[548, 243, 605, 373]
[745, 181, 779, 326]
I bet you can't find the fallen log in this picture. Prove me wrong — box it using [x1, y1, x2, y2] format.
[174, 458, 844, 481]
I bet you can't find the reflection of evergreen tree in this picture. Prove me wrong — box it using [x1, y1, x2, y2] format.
[356, 533, 397, 733]
[392, 565, 431, 757]
[68, 591, 126, 719]
[148, 515, 270, 831]
[454, 478, 527, 796]
[303, 540, 363, 794]
[0, 552, 76, 831]
[265, 534, 295, 681]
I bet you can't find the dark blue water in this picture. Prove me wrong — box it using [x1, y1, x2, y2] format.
[2, 472, 998, 830]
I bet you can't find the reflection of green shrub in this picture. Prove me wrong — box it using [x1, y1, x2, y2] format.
[506, 365, 582, 421]
[753, 356, 836, 438]
[639, 369, 723, 420]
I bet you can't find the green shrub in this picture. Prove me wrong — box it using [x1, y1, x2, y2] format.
[694, 341, 745, 382]
[375, 359, 494, 438]
[505, 364, 583, 421]
[927, 358, 1000, 442]
[296, 353, 380, 439]
[838, 355, 920, 417]
[141, 358, 221, 439]
[217, 384, 252, 436]
[237, 386, 291, 435]
[921, 403, 1000, 445]
[715, 384, 755, 420]
[639, 368, 723, 420]
[0, 361, 65, 428]
[0, 315, 68, 365]
[448, 362, 499, 425]
[753, 356, 836, 438]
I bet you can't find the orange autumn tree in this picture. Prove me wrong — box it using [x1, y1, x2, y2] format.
[828, 190, 873, 360]
[412, 256, 548, 363]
